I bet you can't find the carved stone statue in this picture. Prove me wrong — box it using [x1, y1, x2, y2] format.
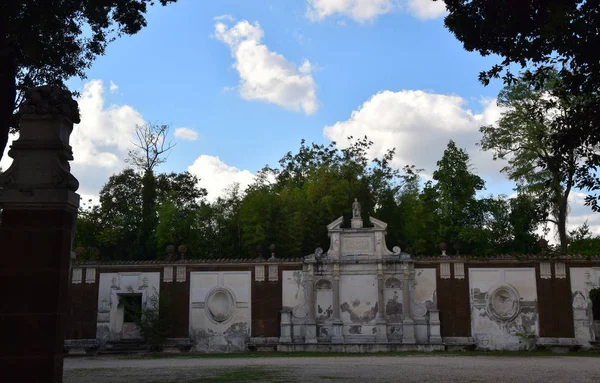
[352, 198, 361, 219]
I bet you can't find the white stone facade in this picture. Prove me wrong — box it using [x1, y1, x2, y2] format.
[281, 211, 439, 345]
[189, 271, 251, 352]
[469, 268, 539, 350]
[95, 272, 161, 344]
[570, 267, 600, 346]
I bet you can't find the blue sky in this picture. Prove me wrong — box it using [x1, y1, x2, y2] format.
[2, 0, 598, 237]
[67, 0, 503, 178]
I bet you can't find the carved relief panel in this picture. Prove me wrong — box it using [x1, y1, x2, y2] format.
[469, 268, 538, 350]
[189, 271, 251, 352]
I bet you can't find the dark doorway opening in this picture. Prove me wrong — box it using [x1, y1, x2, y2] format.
[122, 294, 142, 323]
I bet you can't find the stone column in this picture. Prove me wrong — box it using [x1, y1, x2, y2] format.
[0, 87, 80, 382]
[401, 260, 416, 344]
[304, 263, 317, 343]
[331, 263, 344, 343]
[376, 263, 388, 343]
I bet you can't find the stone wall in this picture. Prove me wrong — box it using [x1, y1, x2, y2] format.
[66, 257, 600, 352]
[66, 260, 304, 352]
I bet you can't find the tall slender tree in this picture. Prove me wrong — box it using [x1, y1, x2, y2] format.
[479, 71, 581, 252]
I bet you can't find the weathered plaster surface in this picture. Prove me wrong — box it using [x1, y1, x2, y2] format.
[569, 267, 600, 345]
[315, 279, 333, 322]
[282, 270, 306, 313]
[96, 272, 160, 344]
[339, 274, 378, 337]
[414, 268, 437, 308]
[469, 268, 539, 350]
[189, 271, 251, 352]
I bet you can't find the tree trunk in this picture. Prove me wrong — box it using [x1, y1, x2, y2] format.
[557, 195, 568, 253]
[0, 51, 16, 165]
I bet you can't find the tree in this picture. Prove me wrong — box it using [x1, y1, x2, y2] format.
[0, 0, 178, 163]
[439, 0, 600, 209]
[479, 72, 580, 252]
[73, 168, 205, 260]
[433, 140, 486, 252]
[127, 123, 175, 259]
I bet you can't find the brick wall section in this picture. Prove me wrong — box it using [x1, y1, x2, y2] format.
[251, 265, 303, 338]
[66, 270, 99, 339]
[432, 262, 471, 337]
[160, 275, 190, 338]
[534, 262, 576, 337]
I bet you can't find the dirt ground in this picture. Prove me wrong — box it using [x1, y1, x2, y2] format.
[63, 354, 600, 382]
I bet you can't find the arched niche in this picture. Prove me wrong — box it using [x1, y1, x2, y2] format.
[385, 277, 403, 289]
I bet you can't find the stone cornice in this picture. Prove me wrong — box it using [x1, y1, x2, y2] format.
[412, 253, 600, 262]
[73, 257, 305, 268]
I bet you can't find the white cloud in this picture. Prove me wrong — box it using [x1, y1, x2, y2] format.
[214, 14, 235, 21]
[2, 80, 144, 200]
[109, 80, 119, 93]
[306, 0, 396, 22]
[406, 0, 446, 20]
[215, 20, 318, 115]
[567, 192, 600, 237]
[305, 0, 446, 22]
[174, 127, 199, 141]
[323, 89, 504, 178]
[188, 155, 255, 201]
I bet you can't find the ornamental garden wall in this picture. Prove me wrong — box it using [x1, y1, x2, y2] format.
[65, 206, 600, 353]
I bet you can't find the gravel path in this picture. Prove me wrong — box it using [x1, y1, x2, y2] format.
[64, 355, 600, 383]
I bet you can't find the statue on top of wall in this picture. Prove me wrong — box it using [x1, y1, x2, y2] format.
[352, 198, 361, 219]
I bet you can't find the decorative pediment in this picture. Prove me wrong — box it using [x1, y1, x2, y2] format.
[327, 216, 344, 231]
[369, 217, 388, 230]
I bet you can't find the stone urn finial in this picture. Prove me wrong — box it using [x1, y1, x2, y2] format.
[439, 242, 448, 257]
[0, 85, 80, 194]
[268, 244, 277, 260]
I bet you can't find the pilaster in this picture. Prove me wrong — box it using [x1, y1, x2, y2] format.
[304, 263, 317, 344]
[376, 262, 388, 343]
[331, 263, 344, 343]
[401, 260, 416, 344]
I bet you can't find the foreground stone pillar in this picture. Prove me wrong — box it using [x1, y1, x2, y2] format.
[0, 86, 80, 383]
[331, 263, 344, 343]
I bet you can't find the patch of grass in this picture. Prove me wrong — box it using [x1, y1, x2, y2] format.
[188, 366, 290, 382]
[319, 377, 346, 381]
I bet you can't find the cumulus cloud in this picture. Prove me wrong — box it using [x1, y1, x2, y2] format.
[323, 89, 504, 179]
[174, 127, 199, 141]
[306, 0, 446, 22]
[214, 19, 318, 115]
[406, 0, 446, 20]
[306, 0, 395, 23]
[188, 155, 255, 201]
[2, 79, 144, 201]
